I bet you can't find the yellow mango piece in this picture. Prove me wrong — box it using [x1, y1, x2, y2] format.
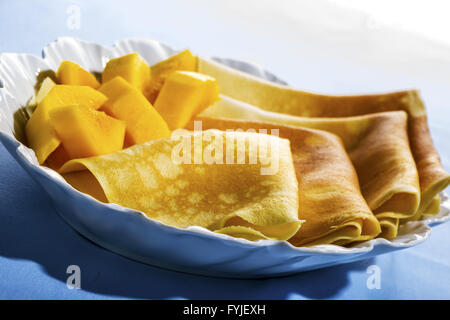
[154, 71, 219, 130]
[147, 49, 197, 103]
[36, 77, 57, 104]
[49, 105, 125, 159]
[102, 53, 150, 95]
[57, 60, 100, 89]
[26, 77, 56, 118]
[102, 88, 171, 146]
[98, 76, 134, 108]
[25, 85, 107, 164]
[99, 75, 171, 145]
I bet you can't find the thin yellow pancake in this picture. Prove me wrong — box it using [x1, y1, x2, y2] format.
[186, 118, 381, 246]
[59, 129, 302, 241]
[378, 218, 399, 240]
[198, 58, 450, 220]
[421, 195, 441, 216]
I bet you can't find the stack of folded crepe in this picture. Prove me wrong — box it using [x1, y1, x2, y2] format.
[186, 119, 381, 246]
[193, 57, 450, 244]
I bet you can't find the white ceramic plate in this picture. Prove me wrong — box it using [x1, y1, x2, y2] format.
[1, 37, 449, 278]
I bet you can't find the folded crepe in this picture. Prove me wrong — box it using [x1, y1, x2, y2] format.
[199, 96, 421, 238]
[186, 118, 381, 246]
[198, 58, 450, 221]
[378, 218, 399, 240]
[422, 195, 441, 216]
[59, 129, 302, 241]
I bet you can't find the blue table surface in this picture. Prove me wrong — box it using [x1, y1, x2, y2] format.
[1, 0, 450, 299]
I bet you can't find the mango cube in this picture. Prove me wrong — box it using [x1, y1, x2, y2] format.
[154, 71, 219, 130]
[98, 76, 134, 108]
[102, 53, 150, 95]
[57, 61, 100, 89]
[147, 49, 197, 103]
[49, 105, 125, 159]
[101, 87, 171, 146]
[25, 85, 107, 163]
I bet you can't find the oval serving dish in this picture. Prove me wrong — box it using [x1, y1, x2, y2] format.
[1, 37, 449, 278]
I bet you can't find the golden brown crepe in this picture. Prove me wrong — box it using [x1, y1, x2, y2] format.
[198, 58, 450, 221]
[186, 118, 381, 246]
[422, 195, 441, 216]
[199, 96, 421, 238]
[59, 129, 302, 241]
[378, 218, 399, 240]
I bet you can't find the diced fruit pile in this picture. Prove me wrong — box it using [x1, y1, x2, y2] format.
[25, 50, 220, 169]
